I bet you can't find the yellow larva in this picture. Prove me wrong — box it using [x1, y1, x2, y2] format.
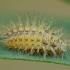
[0, 14, 67, 58]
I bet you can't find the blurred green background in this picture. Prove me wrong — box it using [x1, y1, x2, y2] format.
[0, 0, 70, 70]
[61, 0, 70, 4]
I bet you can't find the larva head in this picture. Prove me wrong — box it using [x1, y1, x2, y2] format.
[52, 31, 67, 52]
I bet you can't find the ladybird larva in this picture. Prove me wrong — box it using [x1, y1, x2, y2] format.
[0, 13, 67, 58]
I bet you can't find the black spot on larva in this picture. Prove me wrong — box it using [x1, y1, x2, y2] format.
[32, 31, 36, 35]
[15, 39, 17, 41]
[37, 39, 40, 42]
[51, 43, 56, 47]
[43, 42, 46, 44]
[52, 32, 56, 35]
[19, 31, 24, 35]
[25, 30, 29, 35]
[25, 38, 28, 41]
[31, 39, 34, 41]
[25, 44, 28, 46]
[45, 30, 49, 33]
[54, 40, 55, 42]
[46, 43, 48, 45]
[10, 32, 17, 37]
[19, 38, 22, 41]
[38, 31, 42, 35]
[31, 44, 34, 46]
[14, 32, 18, 36]
[37, 44, 40, 46]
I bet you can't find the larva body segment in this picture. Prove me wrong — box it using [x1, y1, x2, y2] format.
[0, 14, 67, 58]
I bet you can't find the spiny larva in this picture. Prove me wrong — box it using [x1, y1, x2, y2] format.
[0, 13, 67, 58]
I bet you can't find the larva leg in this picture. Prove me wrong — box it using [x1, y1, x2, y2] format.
[17, 44, 22, 53]
[43, 46, 47, 59]
[28, 44, 34, 55]
[23, 44, 28, 51]
[37, 45, 40, 53]
[11, 44, 18, 51]
[50, 47, 56, 57]
[19, 44, 23, 50]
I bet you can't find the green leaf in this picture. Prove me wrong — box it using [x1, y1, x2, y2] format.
[60, 0, 70, 4]
[0, 13, 70, 66]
